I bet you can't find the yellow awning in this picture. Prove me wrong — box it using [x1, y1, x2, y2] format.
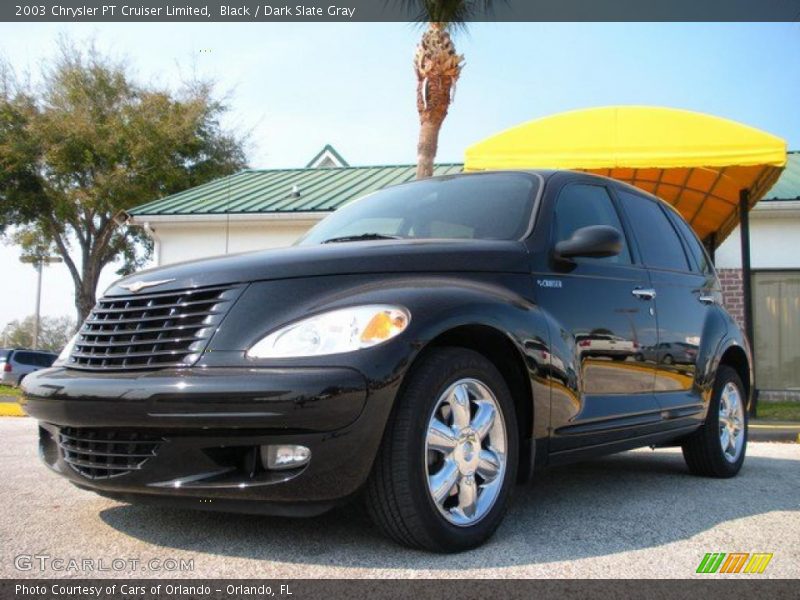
[464, 106, 788, 245]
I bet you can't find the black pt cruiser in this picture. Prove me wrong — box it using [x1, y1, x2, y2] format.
[23, 170, 751, 552]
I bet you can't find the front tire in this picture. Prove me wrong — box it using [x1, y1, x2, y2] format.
[681, 365, 747, 477]
[366, 347, 519, 552]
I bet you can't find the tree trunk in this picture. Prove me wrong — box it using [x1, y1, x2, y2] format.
[413, 23, 463, 180]
[75, 261, 102, 324]
[75, 282, 97, 325]
[416, 120, 442, 179]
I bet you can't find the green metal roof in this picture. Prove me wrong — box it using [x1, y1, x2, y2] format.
[129, 152, 800, 217]
[763, 151, 800, 201]
[128, 164, 464, 216]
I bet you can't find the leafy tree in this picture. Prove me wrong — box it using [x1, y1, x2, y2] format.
[0, 40, 248, 322]
[2, 315, 75, 352]
[402, 1, 496, 178]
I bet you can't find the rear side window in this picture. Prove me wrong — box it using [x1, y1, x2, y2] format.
[667, 209, 714, 275]
[32, 353, 54, 367]
[14, 351, 33, 365]
[616, 190, 690, 272]
[553, 184, 631, 264]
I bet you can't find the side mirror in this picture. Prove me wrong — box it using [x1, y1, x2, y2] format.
[554, 225, 623, 261]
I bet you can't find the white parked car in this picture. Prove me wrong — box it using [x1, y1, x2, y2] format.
[0, 349, 58, 387]
[576, 333, 638, 361]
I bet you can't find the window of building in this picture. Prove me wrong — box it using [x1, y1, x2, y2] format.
[753, 270, 800, 391]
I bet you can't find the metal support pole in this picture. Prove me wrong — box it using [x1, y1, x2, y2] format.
[33, 261, 43, 350]
[739, 189, 756, 417]
[20, 252, 62, 351]
[706, 233, 716, 265]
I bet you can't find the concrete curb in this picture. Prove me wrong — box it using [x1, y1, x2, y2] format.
[0, 401, 24, 417]
[750, 421, 800, 443]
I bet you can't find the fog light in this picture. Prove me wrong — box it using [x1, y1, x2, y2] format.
[260, 444, 311, 470]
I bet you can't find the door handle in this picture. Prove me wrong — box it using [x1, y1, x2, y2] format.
[632, 288, 656, 300]
[698, 294, 716, 305]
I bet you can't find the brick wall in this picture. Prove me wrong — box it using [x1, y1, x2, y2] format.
[717, 268, 745, 331]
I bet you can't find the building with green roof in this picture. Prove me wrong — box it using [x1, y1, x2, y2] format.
[127, 148, 798, 267]
[127, 154, 462, 265]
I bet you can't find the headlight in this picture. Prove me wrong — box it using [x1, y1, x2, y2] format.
[53, 333, 79, 366]
[247, 304, 410, 359]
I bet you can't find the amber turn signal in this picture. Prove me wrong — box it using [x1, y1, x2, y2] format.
[361, 309, 410, 344]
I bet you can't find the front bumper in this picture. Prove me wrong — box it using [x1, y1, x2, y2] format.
[22, 366, 386, 515]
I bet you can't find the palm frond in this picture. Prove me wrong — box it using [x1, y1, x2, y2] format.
[388, 0, 503, 30]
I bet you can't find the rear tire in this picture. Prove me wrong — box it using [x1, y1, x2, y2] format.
[681, 365, 747, 478]
[365, 347, 518, 552]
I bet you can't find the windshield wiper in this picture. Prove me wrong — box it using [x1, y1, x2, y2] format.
[321, 233, 403, 244]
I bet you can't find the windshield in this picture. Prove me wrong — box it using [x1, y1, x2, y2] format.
[298, 173, 539, 245]
[0, 350, 8, 360]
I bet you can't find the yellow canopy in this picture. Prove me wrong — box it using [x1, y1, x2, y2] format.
[464, 106, 787, 245]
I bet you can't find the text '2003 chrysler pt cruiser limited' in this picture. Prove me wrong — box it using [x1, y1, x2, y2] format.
[23, 171, 751, 552]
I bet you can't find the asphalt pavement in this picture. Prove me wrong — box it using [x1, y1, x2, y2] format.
[1, 418, 798, 579]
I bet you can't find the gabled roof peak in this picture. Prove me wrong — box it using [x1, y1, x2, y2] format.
[306, 144, 350, 169]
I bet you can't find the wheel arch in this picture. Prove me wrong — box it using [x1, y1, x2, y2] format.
[718, 343, 752, 409]
[697, 306, 753, 411]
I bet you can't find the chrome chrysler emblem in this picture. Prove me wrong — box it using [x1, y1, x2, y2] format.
[119, 278, 175, 293]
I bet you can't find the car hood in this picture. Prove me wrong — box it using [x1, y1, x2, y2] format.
[106, 239, 530, 296]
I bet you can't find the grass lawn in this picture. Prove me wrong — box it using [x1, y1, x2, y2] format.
[756, 401, 800, 422]
[0, 384, 21, 398]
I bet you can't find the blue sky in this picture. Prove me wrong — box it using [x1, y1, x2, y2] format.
[1, 22, 799, 326]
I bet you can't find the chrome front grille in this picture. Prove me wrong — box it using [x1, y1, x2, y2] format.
[68, 284, 242, 371]
[58, 427, 162, 479]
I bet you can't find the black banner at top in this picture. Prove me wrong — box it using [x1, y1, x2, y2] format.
[3, 0, 800, 22]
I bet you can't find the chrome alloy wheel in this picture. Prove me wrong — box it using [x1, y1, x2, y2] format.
[424, 378, 508, 527]
[719, 381, 745, 463]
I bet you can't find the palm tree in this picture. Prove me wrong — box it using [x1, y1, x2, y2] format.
[404, 1, 495, 179]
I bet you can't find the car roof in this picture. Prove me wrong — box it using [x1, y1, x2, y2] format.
[379, 170, 690, 231]
[428, 169, 666, 197]
[422, 169, 658, 194]
[438, 169, 689, 221]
